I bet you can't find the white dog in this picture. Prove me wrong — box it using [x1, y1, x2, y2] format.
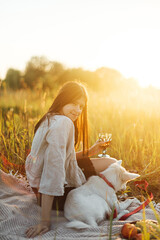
[64, 160, 140, 229]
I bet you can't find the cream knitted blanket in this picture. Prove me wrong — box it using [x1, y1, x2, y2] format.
[0, 169, 158, 240]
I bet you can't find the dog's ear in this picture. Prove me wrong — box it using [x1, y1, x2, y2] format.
[122, 172, 140, 182]
[117, 160, 122, 165]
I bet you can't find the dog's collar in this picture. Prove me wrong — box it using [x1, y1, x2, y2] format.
[98, 173, 115, 190]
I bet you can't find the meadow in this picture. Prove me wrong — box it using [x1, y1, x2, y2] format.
[0, 85, 160, 203]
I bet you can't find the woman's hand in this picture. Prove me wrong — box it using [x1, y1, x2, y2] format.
[88, 140, 109, 157]
[26, 194, 54, 238]
[26, 221, 50, 238]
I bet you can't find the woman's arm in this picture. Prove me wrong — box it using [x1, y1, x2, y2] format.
[41, 194, 54, 224]
[76, 140, 108, 159]
[26, 194, 54, 238]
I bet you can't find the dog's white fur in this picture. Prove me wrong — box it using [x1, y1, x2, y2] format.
[64, 160, 140, 229]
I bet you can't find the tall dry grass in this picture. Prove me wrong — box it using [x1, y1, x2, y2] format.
[0, 86, 160, 200]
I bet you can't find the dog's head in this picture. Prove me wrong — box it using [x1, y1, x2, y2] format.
[102, 160, 140, 192]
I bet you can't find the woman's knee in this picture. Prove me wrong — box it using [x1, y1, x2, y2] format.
[90, 157, 117, 173]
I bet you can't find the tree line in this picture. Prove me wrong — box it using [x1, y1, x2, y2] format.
[1, 56, 139, 93]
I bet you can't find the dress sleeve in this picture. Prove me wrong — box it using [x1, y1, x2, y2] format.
[38, 117, 74, 196]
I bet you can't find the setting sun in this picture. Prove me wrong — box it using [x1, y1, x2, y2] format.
[0, 0, 160, 89]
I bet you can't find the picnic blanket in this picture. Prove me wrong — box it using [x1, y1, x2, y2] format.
[0, 169, 159, 240]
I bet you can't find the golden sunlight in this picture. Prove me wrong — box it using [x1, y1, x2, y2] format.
[96, 29, 160, 89]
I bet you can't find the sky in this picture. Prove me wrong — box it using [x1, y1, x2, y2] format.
[0, 0, 160, 88]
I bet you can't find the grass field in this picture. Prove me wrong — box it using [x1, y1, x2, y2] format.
[0, 85, 160, 202]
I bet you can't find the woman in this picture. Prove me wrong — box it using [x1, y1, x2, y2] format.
[25, 81, 116, 238]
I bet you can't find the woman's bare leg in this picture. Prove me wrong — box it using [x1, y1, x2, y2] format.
[90, 157, 117, 173]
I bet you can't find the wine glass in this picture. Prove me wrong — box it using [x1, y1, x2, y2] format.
[98, 133, 112, 158]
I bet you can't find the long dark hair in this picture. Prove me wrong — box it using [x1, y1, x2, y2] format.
[34, 81, 89, 155]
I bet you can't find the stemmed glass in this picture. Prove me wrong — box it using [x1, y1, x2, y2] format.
[98, 133, 112, 158]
